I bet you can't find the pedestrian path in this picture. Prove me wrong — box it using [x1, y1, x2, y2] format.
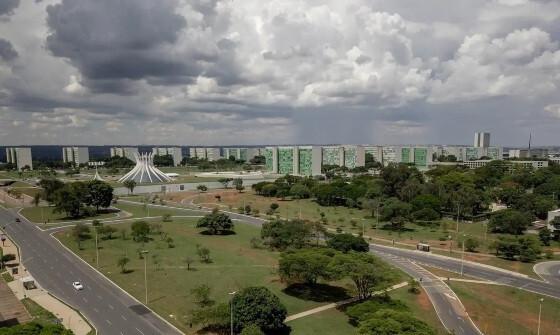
[285, 282, 408, 322]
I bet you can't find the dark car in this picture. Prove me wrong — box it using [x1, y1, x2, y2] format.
[15, 218, 21, 223]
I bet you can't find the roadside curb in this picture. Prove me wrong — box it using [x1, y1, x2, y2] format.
[369, 241, 530, 279]
[533, 261, 560, 283]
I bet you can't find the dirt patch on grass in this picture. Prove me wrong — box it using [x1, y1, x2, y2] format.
[415, 290, 433, 312]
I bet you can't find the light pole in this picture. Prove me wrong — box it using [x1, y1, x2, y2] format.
[229, 291, 237, 335]
[95, 227, 99, 268]
[141, 250, 149, 304]
[456, 202, 461, 233]
[537, 298, 544, 335]
[460, 234, 466, 276]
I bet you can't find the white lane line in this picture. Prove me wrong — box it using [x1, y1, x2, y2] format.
[82, 297, 88, 303]
[121, 315, 127, 320]
[93, 307, 99, 313]
[106, 319, 112, 325]
[136, 327, 145, 335]
[108, 304, 114, 310]
[97, 294, 103, 300]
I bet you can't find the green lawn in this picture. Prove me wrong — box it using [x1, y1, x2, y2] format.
[287, 308, 357, 334]
[54, 217, 405, 334]
[20, 206, 119, 223]
[21, 298, 58, 325]
[449, 282, 560, 335]
[389, 287, 448, 335]
[113, 201, 202, 218]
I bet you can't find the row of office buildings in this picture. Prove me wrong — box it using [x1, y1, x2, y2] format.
[263, 144, 552, 176]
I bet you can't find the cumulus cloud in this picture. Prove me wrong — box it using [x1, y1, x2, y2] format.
[0, 38, 18, 61]
[429, 28, 560, 103]
[545, 104, 560, 118]
[0, 0, 19, 17]
[0, 0, 559, 145]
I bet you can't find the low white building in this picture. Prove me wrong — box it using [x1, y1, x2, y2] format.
[547, 209, 560, 233]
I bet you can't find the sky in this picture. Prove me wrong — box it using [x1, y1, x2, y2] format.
[0, 0, 559, 147]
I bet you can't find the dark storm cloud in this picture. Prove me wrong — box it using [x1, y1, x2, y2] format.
[0, 38, 18, 61]
[45, 0, 193, 93]
[0, 0, 19, 17]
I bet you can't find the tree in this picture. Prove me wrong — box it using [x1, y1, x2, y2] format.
[131, 220, 151, 243]
[196, 209, 234, 235]
[53, 184, 84, 218]
[270, 203, 279, 212]
[86, 180, 114, 212]
[72, 223, 90, 249]
[240, 324, 264, 335]
[539, 228, 552, 246]
[233, 178, 245, 193]
[191, 284, 212, 307]
[117, 256, 130, 273]
[196, 244, 211, 263]
[196, 184, 208, 192]
[261, 219, 311, 250]
[329, 252, 387, 300]
[327, 234, 369, 253]
[99, 225, 117, 240]
[380, 198, 411, 222]
[218, 178, 233, 189]
[489, 209, 532, 235]
[184, 256, 194, 270]
[357, 309, 435, 335]
[464, 238, 480, 252]
[32, 193, 41, 207]
[0, 322, 74, 335]
[232, 287, 287, 333]
[38, 178, 64, 203]
[279, 249, 334, 285]
[123, 180, 137, 195]
[191, 303, 229, 329]
[290, 184, 311, 199]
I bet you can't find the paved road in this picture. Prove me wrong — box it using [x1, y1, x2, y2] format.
[375, 250, 482, 335]
[534, 261, 560, 286]
[369, 244, 560, 299]
[0, 207, 182, 335]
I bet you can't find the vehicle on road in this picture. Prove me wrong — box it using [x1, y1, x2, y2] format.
[72, 281, 84, 290]
[15, 218, 20, 223]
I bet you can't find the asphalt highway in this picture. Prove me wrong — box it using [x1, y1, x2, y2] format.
[0, 207, 182, 335]
[375, 250, 481, 335]
[369, 244, 560, 299]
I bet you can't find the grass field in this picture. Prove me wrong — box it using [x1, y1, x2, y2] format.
[389, 287, 448, 335]
[55, 217, 406, 334]
[449, 282, 560, 335]
[21, 298, 57, 325]
[287, 308, 357, 334]
[20, 206, 119, 223]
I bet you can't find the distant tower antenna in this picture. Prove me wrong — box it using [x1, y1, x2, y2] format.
[528, 133, 532, 158]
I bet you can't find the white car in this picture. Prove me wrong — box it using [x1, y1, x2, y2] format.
[72, 281, 84, 290]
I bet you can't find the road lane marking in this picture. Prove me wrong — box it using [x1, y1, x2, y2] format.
[106, 319, 112, 325]
[82, 297, 88, 303]
[93, 308, 99, 313]
[136, 327, 145, 335]
[121, 315, 127, 320]
[108, 304, 114, 310]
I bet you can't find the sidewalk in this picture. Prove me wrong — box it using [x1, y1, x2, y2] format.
[285, 281, 408, 322]
[1, 235, 92, 335]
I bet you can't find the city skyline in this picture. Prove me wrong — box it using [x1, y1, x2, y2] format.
[1, 0, 559, 146]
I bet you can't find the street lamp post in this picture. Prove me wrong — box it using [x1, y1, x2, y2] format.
[141, 250, 149, 304]
[460, 235, 466, 276]
[95, 228, 99, 268]
[537, 298, 544, 335]
[229, 291, 237, 335]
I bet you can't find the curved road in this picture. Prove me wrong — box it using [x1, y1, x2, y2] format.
[369, 244, 560, 299]
[534, 261, 560, 286]
[0, 207, 182, 335]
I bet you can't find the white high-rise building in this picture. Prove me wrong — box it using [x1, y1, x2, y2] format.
[6, 147, 33, 171]
[474, 132, 491, 148]
[152, 147, 183, 166]
[62, 147, 90, 165]
[189, 147, 222, 161]
[110, 147, 139, 162]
